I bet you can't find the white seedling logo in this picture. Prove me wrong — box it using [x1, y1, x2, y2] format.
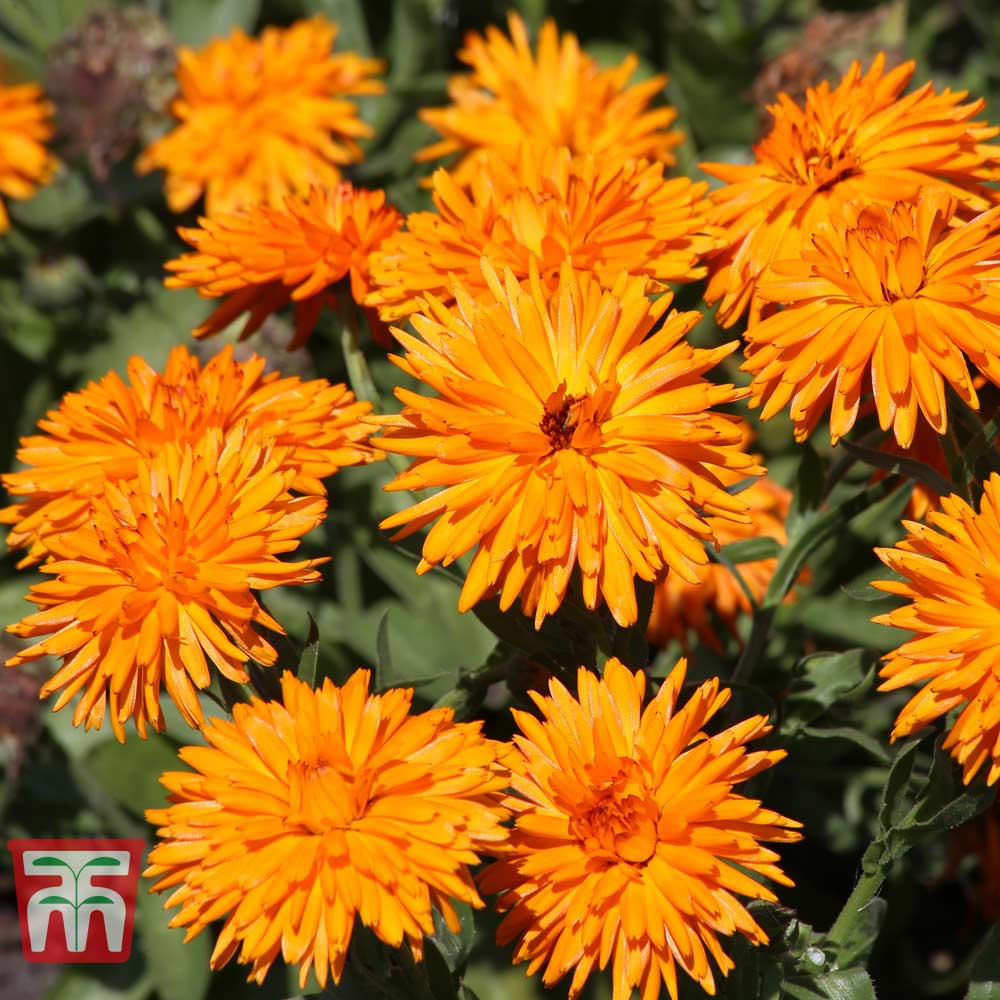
[21, 849, 132, 953]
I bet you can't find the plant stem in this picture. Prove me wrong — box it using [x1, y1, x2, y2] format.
[825, 867, 885, 950]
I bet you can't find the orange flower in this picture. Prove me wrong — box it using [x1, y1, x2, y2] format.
[375, 262, 757, 629]
[136, 17, 384, 215]
[742, 189, 1000, 449]
[417, 14, 682, 187]
[0, 77, 56, 231]
[165, 183, 402, 347]
[479, 657, 802, 1000]
[145, 669, 510, 988]
[647, 473, 796, 652]
[1, 344, 378, 566]
[702, 55, 1000, 327]
[368, 145, 715, 321]
[873, 473, 1000, 784]
[5, 430, 327, 741]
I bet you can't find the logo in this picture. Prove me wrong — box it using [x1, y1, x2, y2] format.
[8, 839, 145, 963]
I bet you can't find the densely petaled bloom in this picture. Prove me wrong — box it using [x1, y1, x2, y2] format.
[136, 17, 384, 215]
[702, 54, 1000, 327]
[873, 474, 1000, 785]
[479, 658, 802, 1000]
[5, 430, 327, 741]
[743, 189, 1000, 448]
[1, 344, 377, 566]
[417, 14, 682, 187]
[145, 669, 510, 987]
[0, 76, 56, 231]
[375, 262, 758, 629]
[647, 473, 796, 652]
[165, 183, 403, 346]
[368, 145, 715, 321]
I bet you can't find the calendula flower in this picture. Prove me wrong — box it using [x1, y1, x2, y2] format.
[165, 183, 402, 347]
[0, 76, 56, 231]
[703, 54, 1000, 327]
[479, 657, 802, 1000]
[5, 430, 327, 741]
[368, 145, 715, 321]
[647, 473, 796, 652]
[1, 344, 377, 566]
[743, 189, 1000, 449]
[136, 17, 384, 215]
[417, 13, 682, 187]
[375, 262, 757, 629]
[145, 669, 510, 988]
[873, 473, 1000, 784]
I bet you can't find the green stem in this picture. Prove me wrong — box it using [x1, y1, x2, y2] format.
[826, 867, 885, 950]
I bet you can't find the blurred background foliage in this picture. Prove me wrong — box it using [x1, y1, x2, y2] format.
[2, 1, 1000, 999]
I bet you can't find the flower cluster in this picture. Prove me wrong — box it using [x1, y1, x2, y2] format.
[16, 8, 1000, 1000]
[3, 345, 378, 738]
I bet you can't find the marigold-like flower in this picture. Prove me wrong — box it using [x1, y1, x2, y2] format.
[375, 262, 758, 629]
[136, 17, 384, 215]
[647, 473, 796, 652]
[873, 473, 1000, 785]
[5, 430, 327, 741]
[145, 669, 510, 987]
[368, 145, 714, 321]
[417, 14, 682, 187]
[702, 54, 1000, 327]
[0, 77, 56, 231]
[1, 344, 377, 566]
[743, 189, 1000, 449]
[165, 183, 402, 347]
[479, 657, 802, 1000]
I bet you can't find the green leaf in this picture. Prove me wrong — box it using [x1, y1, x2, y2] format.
[81, 856, 123, 867]
[839, 437, 953, 499]
[42, 952, 153, 1000]
[826, 897, 886, 969]
[785, 969, 877, 1000]
[783, 649, 876, 728]
[719, 537, 782, 563]
[375, 609, 393, 692]
[297, 613, 321, 688]
[33, 856, 73, 867]
[38, 894, 73, 905]
[166, 0, 260, 48]
[84, 731, 185, 818]
[789, 440, 826, 526]
[305, 0, 371, 55]
[877, 738, 920, 834]
[430, 902, 475, 974]
[81, 895, 115, 905]
[135, 883, 212, 1000]
[967, 923, 1000, 999]
[794, 726, 891, 766]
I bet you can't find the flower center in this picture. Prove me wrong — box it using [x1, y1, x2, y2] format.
[286, 759, 375, 834]
[539, 384, 585, 451]
[571, 758, 659, 865]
